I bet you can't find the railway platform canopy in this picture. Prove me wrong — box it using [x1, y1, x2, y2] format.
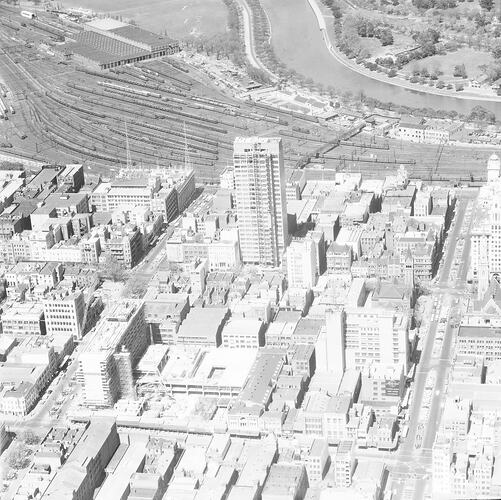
[56, 18, 180, 71]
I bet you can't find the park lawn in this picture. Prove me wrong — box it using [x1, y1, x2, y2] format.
[60, 0, 228, 38]
[367, 32, 416, 59]
[359, 37, 382, 58]
[451, 1, 482, 15]
[401, 47, 493, 79]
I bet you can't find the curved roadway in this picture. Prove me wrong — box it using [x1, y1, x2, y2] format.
[236, 0, 278, 82]
[305, 0, 501, 103]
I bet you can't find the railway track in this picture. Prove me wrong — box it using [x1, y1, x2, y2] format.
[0, 14, 337, 181]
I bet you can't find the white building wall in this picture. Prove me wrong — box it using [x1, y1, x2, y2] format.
[233, 137, 288, 266]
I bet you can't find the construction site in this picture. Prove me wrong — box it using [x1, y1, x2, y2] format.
[0, 4, 495, 184]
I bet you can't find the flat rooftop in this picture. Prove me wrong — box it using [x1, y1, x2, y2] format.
[161, 346, 257, 389]
[458, 325, 501, 339]
[177, 307, 228, 341]
[85, 18, 128, 31]
[110, 25, 176, 47]
[95, 442, 147, 500]
[29, 167, 59, 188]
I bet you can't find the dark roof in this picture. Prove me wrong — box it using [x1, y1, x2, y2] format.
[458, 325, 501, 339]
[110, 25, 176, 48]
[29, 168, 59, 188]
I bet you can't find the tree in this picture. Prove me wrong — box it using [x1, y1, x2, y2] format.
[453, 64, 467, 78]
[7, 443, 30, 470]
[100, 255, 126, 282]
[379, 29, 394, 46]
[414, 28, 440, 45]
[468, 105, 496, 122]
[246, 66, 273, 85]
[20, 430, 39, 446]
[492, 41, 501, 60]
[388, 68, 397, 77]
[475, 13, 489, 27]
[480, 0, 493, 10]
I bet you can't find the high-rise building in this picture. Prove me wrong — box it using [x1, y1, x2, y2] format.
[287, 237, 317, 289]
[471, 174, 501, 297]
[78, 300, 147, 407]
[233, 137, 288, 266]
[344, 303, 409, 370]
[317, 279, 409, 371]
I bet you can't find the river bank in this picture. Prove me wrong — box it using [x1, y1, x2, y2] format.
[260, 0, 501, 116]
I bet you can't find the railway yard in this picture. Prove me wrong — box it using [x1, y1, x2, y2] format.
[0, 4, 496, 184]
[329, 134, 498, 182]
[0, 5, 349, 183]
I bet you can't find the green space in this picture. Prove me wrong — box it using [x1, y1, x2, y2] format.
[325, 0, 501, 89]
[402, 48, 493, 81]
[61, 0, 228, 38]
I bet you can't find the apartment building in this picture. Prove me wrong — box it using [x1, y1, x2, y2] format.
[233, 137, 288, 266]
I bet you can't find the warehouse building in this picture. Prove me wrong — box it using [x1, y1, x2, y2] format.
[57, 18, 179, 70]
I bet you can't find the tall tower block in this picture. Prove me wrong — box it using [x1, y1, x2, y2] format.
[233, 137, 288, 266]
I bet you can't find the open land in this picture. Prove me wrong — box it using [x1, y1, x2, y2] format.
[402, 48, 493, 82]
[60, 0, 228, 38]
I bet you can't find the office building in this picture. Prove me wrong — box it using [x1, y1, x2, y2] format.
[471, 163, 501, 296]
[233, 137, 288, 266]
[221, 318, 264, 349]
[77, 300, 147, 407]
[344, 302, 409, 370]
[43, 289, 86, 339]
[2, 302, 46, 336]
[334, 440, 356, 487]
[287, 237, 317, 289]
[316, 308, 345, 374]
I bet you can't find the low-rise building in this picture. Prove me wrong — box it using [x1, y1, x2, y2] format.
[2, 302, 46, 336]
[221, 318, 264, 349]
[261, 463, 309, 500]
[176, 307, 229, 347]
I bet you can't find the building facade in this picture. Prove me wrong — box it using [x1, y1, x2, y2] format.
[233, 137, 288, 266]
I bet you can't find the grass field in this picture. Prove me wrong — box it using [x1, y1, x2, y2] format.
[402, 48, 493, 81]
[60, 0, 228, 38]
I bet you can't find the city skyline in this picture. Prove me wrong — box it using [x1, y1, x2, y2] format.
[0, 2, 500, 499]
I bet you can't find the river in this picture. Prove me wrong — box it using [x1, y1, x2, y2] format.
[62, 0, 501, 116]
[261, 0, 501, 116]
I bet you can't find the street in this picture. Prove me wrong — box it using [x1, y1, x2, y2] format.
[389, 190, 476, 500]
